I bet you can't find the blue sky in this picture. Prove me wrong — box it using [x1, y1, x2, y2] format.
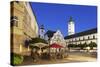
[30, 2, 97, 37]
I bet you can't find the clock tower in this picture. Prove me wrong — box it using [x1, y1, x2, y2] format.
[68, 17, 75, 35]
[39, 25, 45, 39]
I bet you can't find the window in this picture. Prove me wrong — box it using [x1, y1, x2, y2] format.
[41, 30, 44, 33]
[75, 38, 77, 41]
[93, 35, 95, 39]
[11, 16, 18, 27]
[88, 36, 90, 39]
[79, 38, 80, 41]
[83, 37, 85, 40]
[90, 41, 92, 43]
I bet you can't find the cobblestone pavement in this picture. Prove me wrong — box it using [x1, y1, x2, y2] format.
[18, 52, 97, 66]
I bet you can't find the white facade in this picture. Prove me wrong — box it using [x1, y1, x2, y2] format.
[68, 17, 75, 35]
[50, 30, 67, 53]
[50, 30, 66, 47]
[65, 33, 97, 45]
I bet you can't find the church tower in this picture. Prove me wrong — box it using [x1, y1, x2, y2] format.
[68, 17, 75, 35]
[39, 25, 45, 39]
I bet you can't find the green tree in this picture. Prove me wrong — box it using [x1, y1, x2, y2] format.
[89, 42, 97, 50]
[79, 44, 84, 49]
[11, 53, 23, 65]
[79, 43, 88, 50]
[68, 44, 77, 49]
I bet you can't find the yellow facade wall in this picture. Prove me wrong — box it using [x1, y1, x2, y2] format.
[11, 1, 38, 55]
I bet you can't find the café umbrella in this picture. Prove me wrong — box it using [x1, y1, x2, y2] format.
[30, 42, 48, 48]
[30, 43, 48, 55]
[49, 43, 64, 58]
[50, 43, 63, 48]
